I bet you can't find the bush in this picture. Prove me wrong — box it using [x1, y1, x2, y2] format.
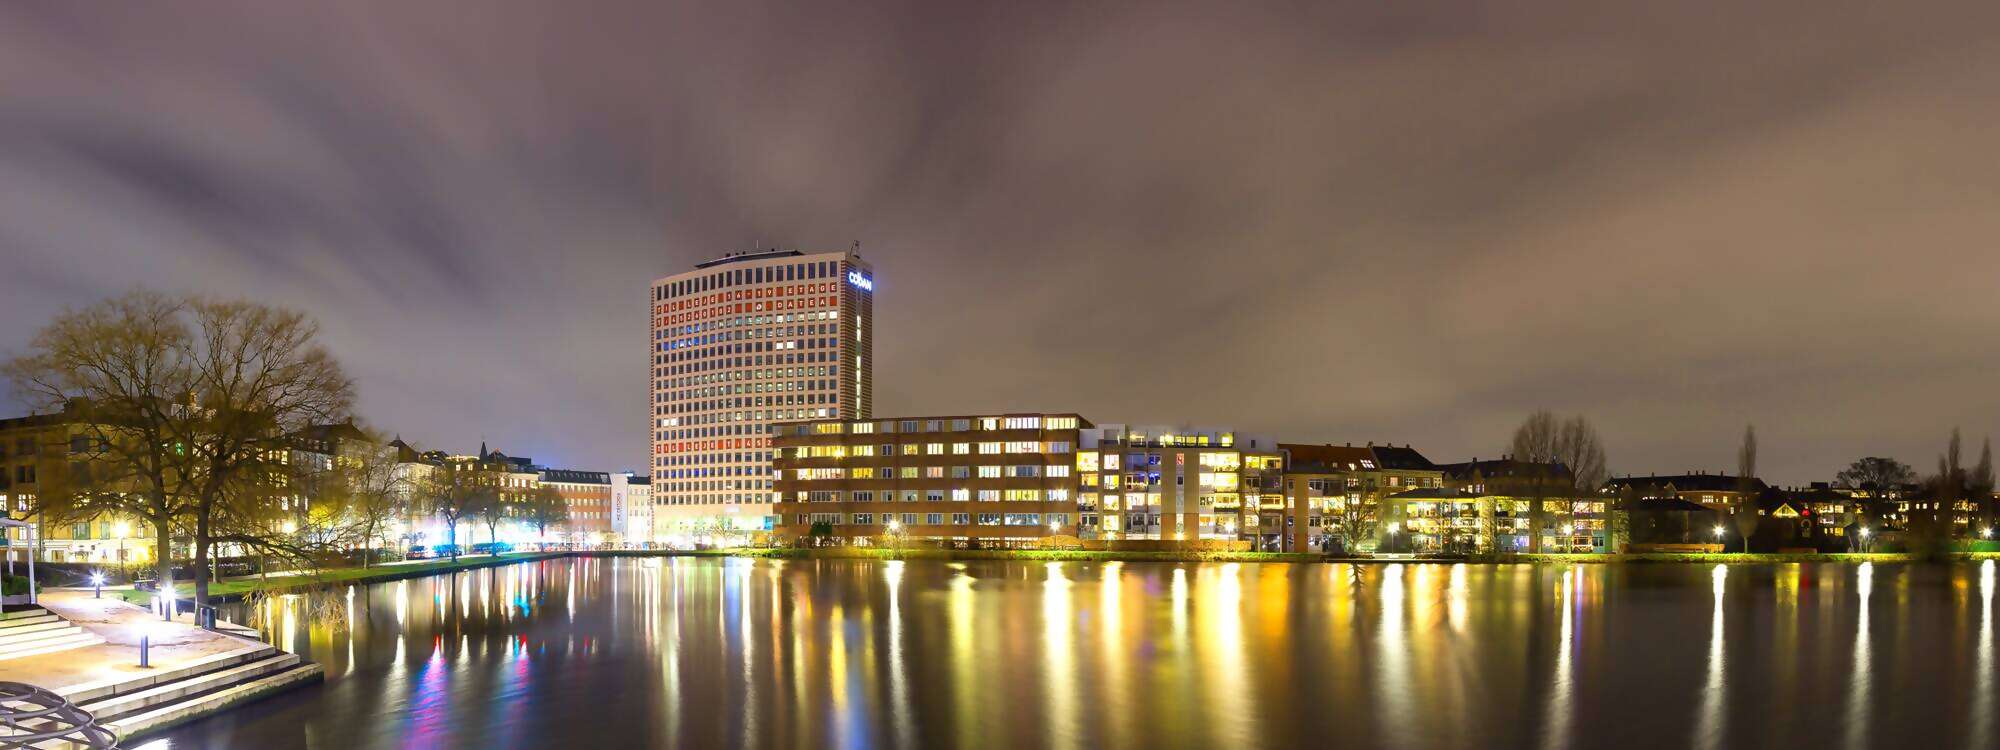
[1, 576, 30, 597]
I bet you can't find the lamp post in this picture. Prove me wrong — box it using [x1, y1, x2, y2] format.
[90, 572, 104, 599]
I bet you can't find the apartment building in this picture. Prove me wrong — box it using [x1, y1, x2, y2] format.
[1078, 425, 1283, 543]
[540, 468, 613, 540]
[771, 414, 1085, 546]
[1279, 443, 1445, 553]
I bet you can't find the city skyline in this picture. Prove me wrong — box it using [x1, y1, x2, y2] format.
[3, 2, 1999, 484]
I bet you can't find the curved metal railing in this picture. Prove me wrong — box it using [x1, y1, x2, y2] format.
[0, 681, 118, 748]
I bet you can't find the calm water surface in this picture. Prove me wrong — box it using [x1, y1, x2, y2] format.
[141, 557, 2000, 749]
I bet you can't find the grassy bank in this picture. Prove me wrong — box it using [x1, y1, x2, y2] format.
[116, 552, 565, 606]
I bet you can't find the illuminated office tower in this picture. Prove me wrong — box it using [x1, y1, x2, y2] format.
[649, 249, 875, 537]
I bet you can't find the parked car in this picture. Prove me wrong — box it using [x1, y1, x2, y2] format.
[432, 544, 463, 558]
[338, 548, 402, 566]
[406, 546, 435, 560]
[468, 542, 513, 556]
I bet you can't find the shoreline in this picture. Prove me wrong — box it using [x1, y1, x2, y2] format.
[115, 546, 2000, 607]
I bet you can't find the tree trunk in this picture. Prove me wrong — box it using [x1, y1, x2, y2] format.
[154, 516, 174, 605]
[1528, 498, 1545, 553]
[192, 511, 214, 611]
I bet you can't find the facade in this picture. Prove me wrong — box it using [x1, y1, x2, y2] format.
[771, 414, 1086, 546]
[611, 472, 654, 544]
[1079, 425, 1282, 543]
[0, 412, 157, 563]
[1442, 458, 1602, 552]
[1279, 443, 1445, 554]
[1381, 487, 1502, 553]
[540, 469, 613, 542]
[650, 248, 875, 538]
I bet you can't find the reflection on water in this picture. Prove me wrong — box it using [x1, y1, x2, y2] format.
[151, 558, 2000, 749]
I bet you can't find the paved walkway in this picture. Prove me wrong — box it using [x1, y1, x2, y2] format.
[0, 591, 266, 696]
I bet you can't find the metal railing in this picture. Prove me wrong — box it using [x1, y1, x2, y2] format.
[0, 680, 118, 748]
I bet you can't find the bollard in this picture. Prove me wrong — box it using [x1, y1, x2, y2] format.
[139, 635, 151, 668]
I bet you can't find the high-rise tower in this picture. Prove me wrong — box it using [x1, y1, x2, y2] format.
[649, 249, 874, 536]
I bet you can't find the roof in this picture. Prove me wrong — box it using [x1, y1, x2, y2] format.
[1370, 445, 1436, 471]
[694, 248, 807, 269]
[1607, 473, 1767, 494]
[540, 469, 610, 484]
[1436, 458, 1573, 482]
[1280, 444, 1377, 473]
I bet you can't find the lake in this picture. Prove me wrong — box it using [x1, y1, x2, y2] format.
[139, 556, 1999, 749]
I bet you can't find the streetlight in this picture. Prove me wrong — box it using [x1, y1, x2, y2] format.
[159, 581, 176, 622]
[1984, 527, 1994, 540]
[89, 571, 105, 599]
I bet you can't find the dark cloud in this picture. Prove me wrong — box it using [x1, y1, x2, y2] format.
[2, 0, 1997, 481]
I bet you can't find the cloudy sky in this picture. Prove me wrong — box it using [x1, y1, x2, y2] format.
[2, 1, 1997, 483]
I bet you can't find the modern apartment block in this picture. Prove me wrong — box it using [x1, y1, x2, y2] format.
[1078, 425, 1283, 543]
[650, 249, 875, 537]
[770, 414, 1086, 546]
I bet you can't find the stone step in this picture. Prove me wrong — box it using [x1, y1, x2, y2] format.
[0, 613, 62, 629]
[0, 618, 72, 637]
[17, 650, 303, 742]
[83, 652, 301, 723]
[0, 624, 86, 648]
[109, 662, 324, 741]
[0, 606, 50, 621]
[0, 630, 105, 662]
[58, 645, 278, 705]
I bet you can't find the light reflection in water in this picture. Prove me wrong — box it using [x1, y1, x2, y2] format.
[1542, 566, 1578, 750]
[1844, 562, 1873, 750]
[158, 558, 2000, 750]
[1379, 564, 1412, 749]
[1044, 562, 1077, 750]
[1974, 560, 1994, 748]
[1694, 564, 1726, 750]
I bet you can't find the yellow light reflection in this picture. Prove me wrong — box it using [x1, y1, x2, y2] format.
[1694, 564, 1726, 750]
[1844, 562, 1872, 750]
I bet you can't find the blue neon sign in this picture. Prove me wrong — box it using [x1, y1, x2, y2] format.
[847, 270, 874, 292]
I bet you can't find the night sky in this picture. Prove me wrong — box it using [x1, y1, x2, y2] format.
[2, 1, 1996, 483]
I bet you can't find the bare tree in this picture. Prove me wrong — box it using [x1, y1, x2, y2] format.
[1510, 410, 1560, 553]
[325, 430, 408, 568]
[1733, 425, 1759, 550]
[176, 298, 354, 608]
[5, 291, 203, 599]
[1915, 429, 1968, 557]
[1835, 456, 1916, 527]
[417, 462, 489, 562]
[1554, 416, 1609, 551]
[525, 485, 566, 546]
[1974, 439, 1996, 538]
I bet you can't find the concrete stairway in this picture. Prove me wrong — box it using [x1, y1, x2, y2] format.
[32, 644, 322, 742]
[0, 607, 105, 661]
